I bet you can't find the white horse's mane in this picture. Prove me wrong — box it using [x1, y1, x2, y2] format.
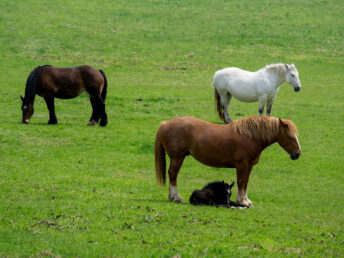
[261, 63, 287, 75]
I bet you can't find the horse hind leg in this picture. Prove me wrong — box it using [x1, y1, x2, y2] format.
[168, 156, 185, 203]
[87, 95, 107, 127]
[44, 97, 57, 124]
[220, 93, 233, 124]
[88, 97, 100, 126]
[98, 98, 108, 127]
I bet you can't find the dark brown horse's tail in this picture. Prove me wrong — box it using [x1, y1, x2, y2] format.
[214, 86, 225, 121]
[155, 127, 166, 186]
[99, 70, 107, 102]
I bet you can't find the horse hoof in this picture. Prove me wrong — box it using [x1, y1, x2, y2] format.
[237, 198, 253, 208]
[48, 120, 57, 125]
[87, 120, 97, 126]
[100, 114, 108, 127]
[169, 195, 183, 203]
[99, 120, 108, 127]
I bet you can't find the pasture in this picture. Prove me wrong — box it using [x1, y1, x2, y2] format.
[0, 0, 343, 256]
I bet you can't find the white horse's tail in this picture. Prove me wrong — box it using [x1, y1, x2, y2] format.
[213, 84, 225, 122]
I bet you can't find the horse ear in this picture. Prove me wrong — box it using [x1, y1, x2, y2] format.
[285, 64, 289, 70]
[20, 95, 24, 102]
[279, 118, 288, 128]
[229, 181, 235, 189]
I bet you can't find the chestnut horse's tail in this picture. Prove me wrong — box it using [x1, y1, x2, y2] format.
[99, 70, 107, 102]
[214, 86, 225, 121]
[155, 128, 166, 186]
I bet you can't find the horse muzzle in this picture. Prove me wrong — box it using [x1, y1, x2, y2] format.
[290, 150, 301, 160]
[294, 86, 301, 92]
[22, 119, 30, 124]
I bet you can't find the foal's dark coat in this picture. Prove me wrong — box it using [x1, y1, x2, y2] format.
[20, 65, 108, 126]
[189, 181, 245, 208]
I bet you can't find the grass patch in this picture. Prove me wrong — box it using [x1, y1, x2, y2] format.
[0, 0, 343, 256]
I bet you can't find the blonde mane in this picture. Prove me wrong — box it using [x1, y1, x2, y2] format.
[230, 116, 298, 142]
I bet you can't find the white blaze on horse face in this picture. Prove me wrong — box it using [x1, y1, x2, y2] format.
[295, 134, 301, 151]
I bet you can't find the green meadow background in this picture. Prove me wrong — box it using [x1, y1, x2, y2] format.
[0, 0, 343, 256]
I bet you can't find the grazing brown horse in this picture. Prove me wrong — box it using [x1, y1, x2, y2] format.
[155, 115, 301, 207]
[20, 65, 108, 126]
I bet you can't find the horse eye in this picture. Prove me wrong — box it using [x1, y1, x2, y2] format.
[291, 74, 295, 77]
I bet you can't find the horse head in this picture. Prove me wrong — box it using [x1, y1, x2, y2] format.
[20, 95, 34, 124]
[285, 64, 301, 92]
[277, 118, 301, 160]
[224, 181, 235, 204]
[224, 181, 235, 195]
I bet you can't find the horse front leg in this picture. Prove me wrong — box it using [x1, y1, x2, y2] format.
[168, 156, 185, 203]
[44, 97, 57, 124]
[258, 95, 267, 115]
[266, 97, 275, 116]
[235, 162, 253, 207]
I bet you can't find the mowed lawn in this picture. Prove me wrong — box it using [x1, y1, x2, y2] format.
[0, 0, 343, 256]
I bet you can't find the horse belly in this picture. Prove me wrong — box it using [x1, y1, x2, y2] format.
[54, 87, 85, 99]
[194, 156, 236, 168]
[190, 142, 236, 168]
[216, 70, 259, 102]
[228, 83, 258, 102]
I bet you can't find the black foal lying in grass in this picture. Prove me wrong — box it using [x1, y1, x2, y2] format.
[189, 181, 247, 208]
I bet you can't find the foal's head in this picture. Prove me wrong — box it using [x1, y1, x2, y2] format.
[20, 96, 34, 124]
[285, 64, 301, 92]
[277, 118, 301, 160]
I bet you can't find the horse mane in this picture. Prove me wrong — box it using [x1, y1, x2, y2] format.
[261, 63, 287, 77]
[230, 116, 298, 142]
[203, 180, 228, 189]
[24, 65, 51, 103]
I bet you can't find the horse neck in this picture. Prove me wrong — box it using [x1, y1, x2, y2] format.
[231, 118, 280, 150]
[24, 84, 36, 104]
[260, 135, 279, 150]
[24, 66, 43, 104]
[258, 123, 281, 150]
[265, 66, 286, 89]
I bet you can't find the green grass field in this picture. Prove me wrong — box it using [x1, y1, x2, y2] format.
[0, 0, 343, 256]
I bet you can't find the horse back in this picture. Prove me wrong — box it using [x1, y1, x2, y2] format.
[159, 116, 262, 168]
[37, 65, 104, 99]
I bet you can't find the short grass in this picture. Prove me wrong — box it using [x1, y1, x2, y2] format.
[0, 0, 343, 256]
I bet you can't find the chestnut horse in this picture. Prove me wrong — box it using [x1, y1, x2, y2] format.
[20, 65, 108, 126]
[155, 115, 301, 207]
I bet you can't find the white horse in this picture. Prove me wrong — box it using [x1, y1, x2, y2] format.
[213, 63, 301, 123]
